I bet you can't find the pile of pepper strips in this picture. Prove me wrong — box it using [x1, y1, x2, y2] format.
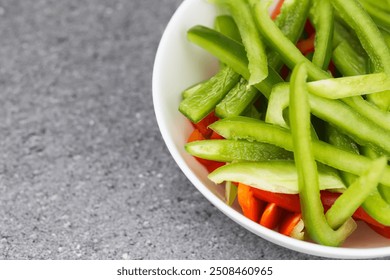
[179, 0, 390, 246]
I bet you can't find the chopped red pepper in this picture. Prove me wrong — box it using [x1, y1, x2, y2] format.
[210, 130, 224, 140]
[279, 212, 302, 236]
[259, 202, 285, 229]
[192, 111, 219, 138]
[252, 188, 301, 213]
[237, 183, 265, 222]
[271, 0, 285, 20]
[296, 33, 315, 55]
[304, 19, 316, 37]
[250, 187, 384, 228]
[367, 223, 390, 239]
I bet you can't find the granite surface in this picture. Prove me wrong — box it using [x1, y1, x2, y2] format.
[0, 0, 382, 260]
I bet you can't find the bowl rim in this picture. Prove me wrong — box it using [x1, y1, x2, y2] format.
[152, 0, 390, 259]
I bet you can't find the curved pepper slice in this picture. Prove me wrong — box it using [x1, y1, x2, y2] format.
[289, 62, 356, 246]
[253, 0, 331, 81]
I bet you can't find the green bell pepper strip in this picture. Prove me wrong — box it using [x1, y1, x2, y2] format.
[209, 0, 268, 85]
[307, 72, 390, 99]
[242, 104, 262, 119]
[329, 31, 390, 131]
[332, 20, 367, 57]
[325, 157, 387, 229]
[331, 20, 369, 75]
[213, 14, 262, 119]
[309, 0, 334, 70]
[331, 0, 390, 73]
[209, 117, 390, 189]
[187, 25, 390, 152]
[265, 84, 290, 128]
[178, 66, 240, 123]
[214, 15, 242, 43]
[187, 25, 283, 98]
[181, 81, 204, 99]
[208, 161, 346, 195]
[358, 0, 390, 33]
[358, 0, 390, 12]
[355, 146, 390, 225]
[179, 15, 244, 122]
[382, 29, 390, 50]
[343, 96, 390, 131]
[185, 139, 292, 162]
[180, 15, 241, 101]
[330, 0, 390, 110]
[268, 0, 310, 72]
[215, 77, 259, 118]
[265, 83, 390, 154]
[253, 0, 332, 81]
[289, 63, 355, 245]
[326, 125, 360, 185]
[332, 41, 368, 76]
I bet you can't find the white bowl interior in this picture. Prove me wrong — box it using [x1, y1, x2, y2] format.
[152, 0, 390, 259]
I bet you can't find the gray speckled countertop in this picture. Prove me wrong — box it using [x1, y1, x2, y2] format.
[0, 0, 354, 260]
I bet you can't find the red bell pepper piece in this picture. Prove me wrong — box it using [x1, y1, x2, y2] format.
[237, 183, 266, 222]
[320, 190, 384, 228]
[252, 188, 301, 213]
[192, 111, 219, 138]
[259, 202, 285, 229]
[296, 33, 315, 55]
[271, 0, 285, 20]
[367, 223, 390, 239]
[279, 212, 303, 237]
[304, 19, 316, 37]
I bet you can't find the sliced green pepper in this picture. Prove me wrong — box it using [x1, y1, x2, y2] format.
[332, 41, 368, 76]
[268, 0, 310, 72]
[208, 161, 346, 195]
[210, 0, 268, 85]
[214, 15, 242, 43]
[358, 0, 390, 33]
[181, 81, 204, 99]
[215, 78, 259, 118]
[253, 0, 331, 81]
[187, 25, 390, 153]
[209, 117, 390, 188]
[265, 83, 390, 154]
[325, 157, 387, 229]
[178, 66, 240, 123]
[187, 25, 283, 98]
[307, 72, 390, 99]
[185, 139, 292, 162]
[289, 62, 355, 246]
[330, 0, 390, 110]
[359, 0, 390, 13]
[343, 96, 390, 131]
[309, 0, 334, 70]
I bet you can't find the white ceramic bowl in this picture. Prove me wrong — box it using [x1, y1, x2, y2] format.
[152, 0, 390, 259]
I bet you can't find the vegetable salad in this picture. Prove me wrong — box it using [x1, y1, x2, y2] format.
[178, 0, 390, 246]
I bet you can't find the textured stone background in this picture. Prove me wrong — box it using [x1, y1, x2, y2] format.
[0, 0, 374, 260]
